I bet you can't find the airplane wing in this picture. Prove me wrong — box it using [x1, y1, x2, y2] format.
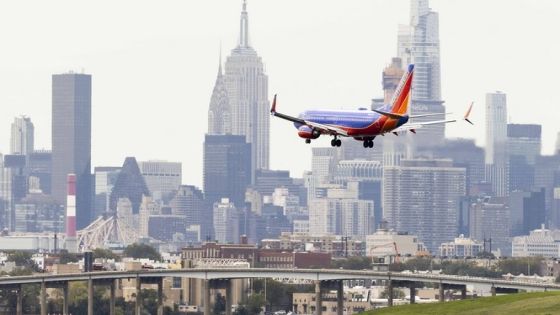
[305, 121, 349, 137]
[392, 119, 457, 133]
[270, 94, 349, 137]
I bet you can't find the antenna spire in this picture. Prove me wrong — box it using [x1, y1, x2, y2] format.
[239, 0, 249, 47]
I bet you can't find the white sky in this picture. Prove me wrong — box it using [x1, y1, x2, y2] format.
[1, 0, 559, 187]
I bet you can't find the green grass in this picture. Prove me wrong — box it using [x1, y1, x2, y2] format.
[367, 291, 560, 315]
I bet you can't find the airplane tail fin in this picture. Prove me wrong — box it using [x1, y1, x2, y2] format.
[388, 64, 414, 116]
[464, 101, 474, 125]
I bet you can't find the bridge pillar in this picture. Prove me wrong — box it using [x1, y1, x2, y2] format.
[491, 285, 496, 297]
[314, 280, 322, 315]
[157, 278, 164, 315]
[110, 279, 116, 315]
[136, 276, 142, 315]
[40, 281, 47, 315]
[439, 284, 445, 302]
[225, 279, 233, 315]
[410, 284, 416, 304]
[336, 280, 344, 315]
[387, 280, 393, 307]
[63, 281, 69, 315]
[88, 278, 94, 315]
[204, 280, 211, 315]
[461, 286, 467, 300]
[16, 285, 23, 315]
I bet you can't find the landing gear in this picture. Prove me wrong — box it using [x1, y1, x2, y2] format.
[331, 138, 342, 147]
[363, 139, 374, 148]
[305, 139, 311, 144]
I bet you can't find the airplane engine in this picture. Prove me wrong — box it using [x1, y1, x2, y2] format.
[297, 125, 320, 139]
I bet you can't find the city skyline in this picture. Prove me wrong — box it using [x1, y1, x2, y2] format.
[0, 0, 559, 186]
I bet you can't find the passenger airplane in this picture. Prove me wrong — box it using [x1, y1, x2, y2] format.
[270, 64, 474, 148]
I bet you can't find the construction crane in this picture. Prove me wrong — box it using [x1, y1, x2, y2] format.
[370, 242, 401, 264]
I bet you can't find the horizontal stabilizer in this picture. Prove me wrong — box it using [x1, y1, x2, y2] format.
[372, 109, 405, 119]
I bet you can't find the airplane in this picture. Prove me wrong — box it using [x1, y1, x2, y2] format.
[270, 64, 474, 148]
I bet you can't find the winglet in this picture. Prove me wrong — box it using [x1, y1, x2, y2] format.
[271, 94, 277, 114]
[464, 101, 474, 125]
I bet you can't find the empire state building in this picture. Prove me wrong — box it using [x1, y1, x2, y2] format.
[208, 0, 270, 177]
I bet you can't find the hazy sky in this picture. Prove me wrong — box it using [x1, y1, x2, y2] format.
[1, 0, 559, 187]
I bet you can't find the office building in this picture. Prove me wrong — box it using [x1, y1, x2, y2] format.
[397, 0, 445, 147]
[485, 92, 509, 196]
[469, 197, 510, 255]
[509, 189, 546, 237]
[223, 1, 270, 173]
[169, 185, 204, 226]
[507, 124, 541, 165]
[93, 166, 121, 217]
[28, 150, 52, 194]
[1, 155, 27, 231]
[213, 198, 240, 244]
[14, 194, 63, 234]
[109, 157, 150, 214]
[534, 155, 560, 227]
[308, 184, 375, 238]
[366, 227, 426, 257]
[203, 134, 251, 208]
[138, 160, 182, 202]
[10, 116, 34, 156]
[439, 235, 483, 258]
[51, 72, 92, 229]
[383, 159, 466, 253]
[425, 139, 485, 195]
[512, 226, 560, 258]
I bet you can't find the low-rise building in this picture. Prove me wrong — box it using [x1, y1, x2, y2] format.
[260, 232, 365, 257]
[439, 235, 483, 257]
[366, 226, 427, 258]
[512, 225, 560, 258]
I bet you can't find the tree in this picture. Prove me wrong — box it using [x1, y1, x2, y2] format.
[497, 257, 543, 276]
[379, 287, 405, 299]
[59, 249, 80, 264]
[235, 294, 265, 315]
[93, 248, 120, 261]
[124, 243, 162, 261]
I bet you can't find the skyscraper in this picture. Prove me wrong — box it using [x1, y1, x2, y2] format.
[51, 72, 92, 229]
[109, 157, 150, 214]
[223, 1, 270, 174]
[383, 159, 466, 253]
[485, 91, 509, 196]
[208, 55, 231, 135]
[10, 116, 34, 156]
[203, 134, 251, 208]
[507, 124, 541, 165]
[556, 132, 560, 155]
[137, 160, 182, 202]
[397, 0, 445, 147]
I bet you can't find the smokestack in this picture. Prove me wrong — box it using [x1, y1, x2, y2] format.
[66, 174, 76, 237]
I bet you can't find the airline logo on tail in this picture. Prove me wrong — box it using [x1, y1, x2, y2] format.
[389, 64, 414, 115]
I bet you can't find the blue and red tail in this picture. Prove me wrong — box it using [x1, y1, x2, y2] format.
[389, 64, 414, 115]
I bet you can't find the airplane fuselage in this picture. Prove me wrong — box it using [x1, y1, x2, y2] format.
[294, 106, 409, 139]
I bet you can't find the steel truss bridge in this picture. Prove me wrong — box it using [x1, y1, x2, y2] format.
[1, 268, 558, 315]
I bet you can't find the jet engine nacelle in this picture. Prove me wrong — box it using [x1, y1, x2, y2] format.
[297, 125, 320, 139]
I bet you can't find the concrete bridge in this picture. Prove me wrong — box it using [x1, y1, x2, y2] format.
[1, 268, 558, 315]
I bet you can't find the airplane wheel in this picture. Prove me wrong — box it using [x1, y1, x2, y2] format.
[363, 141, 368, 148]
[368, 140, 374, 148]
[336, 139, 342, 147]
[331, 139, 336, 147]
[305, 139, 311, 144]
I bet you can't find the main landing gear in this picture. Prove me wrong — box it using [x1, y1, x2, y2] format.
[305, 139, 311, 144]
[331, 138, 342, 147]
[363, 139, 374, 148]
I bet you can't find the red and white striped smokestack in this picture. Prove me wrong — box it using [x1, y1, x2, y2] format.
[66, 174, 76, 237]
